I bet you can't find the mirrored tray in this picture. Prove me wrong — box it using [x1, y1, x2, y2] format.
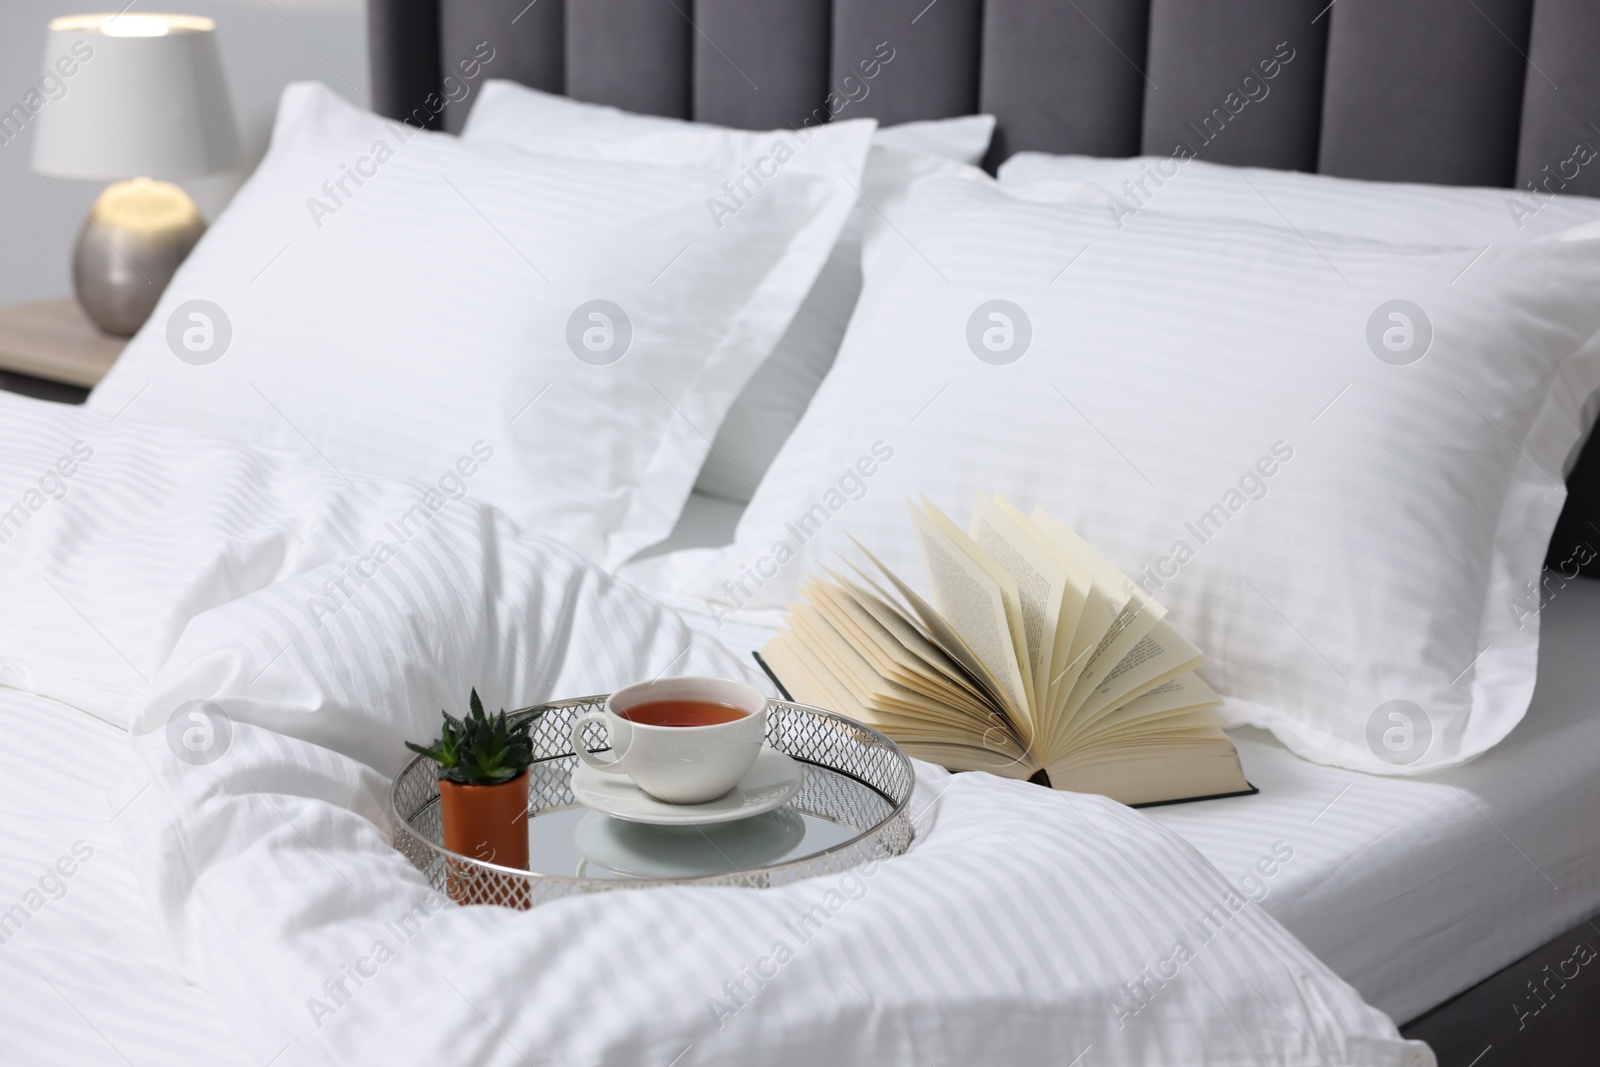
[391, 696, 915, 908]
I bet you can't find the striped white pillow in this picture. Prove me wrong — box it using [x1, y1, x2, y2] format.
[630, 173, 1600, 774]
[997, 151, 1600, 244]
[461, 80, 996, 504]
[88, 82, 872, 567]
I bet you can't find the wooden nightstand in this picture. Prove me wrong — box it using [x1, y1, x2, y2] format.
[0, 298, 128, 403]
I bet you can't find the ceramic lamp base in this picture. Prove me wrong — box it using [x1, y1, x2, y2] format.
[72, 177, 205, 337]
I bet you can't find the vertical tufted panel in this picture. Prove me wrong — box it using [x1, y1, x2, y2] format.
[369, 0, 442, 127]
[377, 0, 1600, 191]
[980, 0, 1149, 162]
[565, 0, 691, 119]
[1141, 0, 1326, 170]
[832, 0, 982, 127]
[438, 0, 563, 133]
[1516, 0, 1600, 198]
[694, 0, 832, 130]
[1319, 0, 1534, 186]
[1522, 0, 1600, 574]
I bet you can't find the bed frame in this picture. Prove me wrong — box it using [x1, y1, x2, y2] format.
[367, 1, 1600, 1058]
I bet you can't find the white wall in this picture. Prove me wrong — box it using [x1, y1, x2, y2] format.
[0, 0, 368, 306]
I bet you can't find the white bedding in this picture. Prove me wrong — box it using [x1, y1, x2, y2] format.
[15, 591, 1600, 1060]
[0, 689, 250, 1066]
[0, 392, 1426, 1066]
[678, 580, 1600, 1027]
[1167, 572, 1600, 1023]
[9, 584, 1586, 1065]
[87, 83, 875, 570]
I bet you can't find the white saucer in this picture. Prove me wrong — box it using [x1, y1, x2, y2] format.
[569, 746, 804, 826]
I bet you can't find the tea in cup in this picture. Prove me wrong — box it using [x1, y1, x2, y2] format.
[570, 676, 767, 804]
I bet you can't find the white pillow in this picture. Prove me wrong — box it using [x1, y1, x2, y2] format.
[624, 173, 1600, 775]
[87, 83, 873, 568]
[998, 151, 1600, 244]
[696, 137, 993, 503]
[462, 81, 994, 504]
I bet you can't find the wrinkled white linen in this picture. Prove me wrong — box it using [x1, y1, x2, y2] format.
[0, 393, 1430, 1065]
[0, 688, 252, 1067]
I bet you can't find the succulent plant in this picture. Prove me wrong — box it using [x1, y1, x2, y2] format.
[406, 689, 542, 785]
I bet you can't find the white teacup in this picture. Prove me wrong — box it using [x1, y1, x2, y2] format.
[570, 676, 768, 804]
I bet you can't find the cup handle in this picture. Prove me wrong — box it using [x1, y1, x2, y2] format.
[570, 711, 628, 773]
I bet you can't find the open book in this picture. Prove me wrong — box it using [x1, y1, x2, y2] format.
[759, 494, 1253, 807]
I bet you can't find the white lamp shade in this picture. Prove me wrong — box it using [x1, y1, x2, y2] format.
[31, 13, 242, 180]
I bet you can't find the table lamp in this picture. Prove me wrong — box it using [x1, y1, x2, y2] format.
[32, 13, 241, 337]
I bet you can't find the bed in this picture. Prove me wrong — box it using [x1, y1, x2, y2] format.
[4, 0, 1600, 1064]
[372, 0, 1600, 1058]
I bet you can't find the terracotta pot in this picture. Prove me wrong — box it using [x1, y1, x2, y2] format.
[439, 771, 530, 906]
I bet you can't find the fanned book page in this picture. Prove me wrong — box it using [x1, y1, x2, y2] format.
[761, 494, 1254, 807]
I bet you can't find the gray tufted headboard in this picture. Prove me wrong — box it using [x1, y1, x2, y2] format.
[368, 0, 1600, 190]
[365, 0, 1600, 571]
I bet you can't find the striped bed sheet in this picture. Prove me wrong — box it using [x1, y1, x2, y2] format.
[0, 391, 1429, 1065]
[1154, 575, 1600, 1028]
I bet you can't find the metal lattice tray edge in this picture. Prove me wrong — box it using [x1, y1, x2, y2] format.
[390, 696, 915, 908]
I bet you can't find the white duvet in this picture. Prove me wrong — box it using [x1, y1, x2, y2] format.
[0, 392, 1431, 1066]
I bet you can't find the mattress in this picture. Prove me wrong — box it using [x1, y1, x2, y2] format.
[683, 577, 1600, 1026]
[1151, 576, 1600, 1024]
